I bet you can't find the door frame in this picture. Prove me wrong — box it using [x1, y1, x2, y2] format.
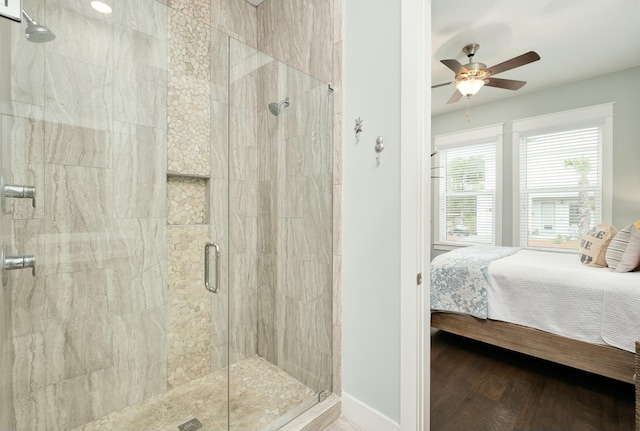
[400, 0, 430, 430]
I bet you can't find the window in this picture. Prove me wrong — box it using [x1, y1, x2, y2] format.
[512, 104, 613, 250]
[433, 124, 503, 247]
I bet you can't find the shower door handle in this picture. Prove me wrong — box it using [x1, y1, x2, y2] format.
[204, 241, 220, 294]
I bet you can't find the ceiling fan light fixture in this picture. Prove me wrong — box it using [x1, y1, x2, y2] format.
[456, 78, 485, 97]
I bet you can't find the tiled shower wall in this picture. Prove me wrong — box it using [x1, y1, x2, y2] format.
[9, 0, 168, 430]
[166, 0, 343, 394]
[255, 0, 344, 395]
[6, 0, 342, 430]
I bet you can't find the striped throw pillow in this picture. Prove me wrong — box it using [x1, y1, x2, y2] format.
[605, 221, 640, 272]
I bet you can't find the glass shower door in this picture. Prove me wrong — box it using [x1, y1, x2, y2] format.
[4, 1, 232, 430]
[227, 38, 333, 431]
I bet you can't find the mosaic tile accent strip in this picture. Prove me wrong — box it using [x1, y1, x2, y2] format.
[71, 356, 315, 431]
[168, 0, 210, 25]
[167, 176, 208, 225]
[167, 225, 212, 388]
[167, 8, 211, 176]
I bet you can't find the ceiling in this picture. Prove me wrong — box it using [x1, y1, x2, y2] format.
[431, 0, 640, 115]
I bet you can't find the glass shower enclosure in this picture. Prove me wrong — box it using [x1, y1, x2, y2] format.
[0, 1, 333, 430]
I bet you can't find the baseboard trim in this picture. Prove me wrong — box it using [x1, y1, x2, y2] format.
[342, 392, 401, 431]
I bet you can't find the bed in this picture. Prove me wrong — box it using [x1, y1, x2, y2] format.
[430, 246, 640, 385]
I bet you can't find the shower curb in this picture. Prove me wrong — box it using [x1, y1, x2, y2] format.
[278, 394, 341, 431]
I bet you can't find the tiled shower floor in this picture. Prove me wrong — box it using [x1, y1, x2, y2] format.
[72, 356, 316, 431]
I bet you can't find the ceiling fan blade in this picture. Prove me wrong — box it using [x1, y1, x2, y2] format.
[431, 81, 454, 89]
[441, 59, 468, 75]
[485, 77, 527, 90]
[447, 90, 463, 104]
[487, 51, 540, 76]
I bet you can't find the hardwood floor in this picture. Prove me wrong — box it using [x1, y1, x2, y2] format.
[431, 330, 635, 431]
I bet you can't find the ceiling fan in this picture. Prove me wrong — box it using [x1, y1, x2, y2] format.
[432, 43, 541, 104]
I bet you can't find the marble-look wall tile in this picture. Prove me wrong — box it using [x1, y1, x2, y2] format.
[257, 253, 276, 363]
[332, 323, 341, 396]
[12, 354, 51, 431]
[44, 53, 113, 132]
[113, 123, 166, 219]
[255, 59, 335, 392]
[167, 225, 212, 387]
[44, 164, 112, 236]
[167, 8, 211, 176]
[332, 114, 343, 185]
[0, 115, 11, 431]
[46, 0, 114, 69]
[333, 184, 342, 257]
[116, 0, 168, 39]
[211, 0, 257, 48]
[45, 374, 93, 431]
[43, 270, 115, 387]
[301, 174, 333, 265]
[333, 0, 342, 45]
[12, 220, 45, 338]
[114, 24, 167, 129]
[306, 0, 333, 85]
[167, 176, 207, 225]
[332, 41, 343, 115]
[228, 324, 257, 365]
[10, 0, 44, 112]
[45, 122, 111, 170]
[11, 117, 44, 220]
[10, 1, 172, 429]
[12, 333, 46, 416]
[112, 308, 167, 410]
[211, 26, 229, 103]
[44, 232, 111, 276]
[332, 0, 342, 396]
[257, 0, 333, 83]
[209, 178, 229, 254]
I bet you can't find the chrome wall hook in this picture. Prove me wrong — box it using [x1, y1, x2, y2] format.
[375, 136, 384, 165]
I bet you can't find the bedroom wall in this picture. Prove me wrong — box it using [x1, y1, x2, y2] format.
[431, 66, 640, 258]
[343, 0, 402, 424]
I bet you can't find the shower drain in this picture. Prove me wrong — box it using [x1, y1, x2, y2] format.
[178, 418, 203, 431]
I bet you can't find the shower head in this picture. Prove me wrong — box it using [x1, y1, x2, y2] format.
[22, 10, 56, 43]
[268, 97, 291, 116]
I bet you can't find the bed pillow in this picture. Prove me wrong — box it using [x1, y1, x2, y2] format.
[605, 221, 640, 272]
[578, 222, 617, 267]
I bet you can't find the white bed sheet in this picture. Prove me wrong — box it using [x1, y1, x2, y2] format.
[487, 249, 640, 353]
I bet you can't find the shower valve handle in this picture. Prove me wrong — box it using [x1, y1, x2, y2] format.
[3, 183, 36, 208]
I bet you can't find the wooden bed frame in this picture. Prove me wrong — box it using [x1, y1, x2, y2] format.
[636, 341, 639, 430]
[431, 312, 636, 384]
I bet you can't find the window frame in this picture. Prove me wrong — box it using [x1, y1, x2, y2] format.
[511, 103, 614, 251]
[433, 124, 504, 249]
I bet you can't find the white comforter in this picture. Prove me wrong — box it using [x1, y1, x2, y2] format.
[487, 249, 640, 353]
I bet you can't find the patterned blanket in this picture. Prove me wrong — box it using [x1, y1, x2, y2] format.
[430, 246, 521, 318]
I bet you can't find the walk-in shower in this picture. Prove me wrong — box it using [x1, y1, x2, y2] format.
[21, 9, 55, 43]
[268, 97, 291, 116]
[1, 2, 333, 430]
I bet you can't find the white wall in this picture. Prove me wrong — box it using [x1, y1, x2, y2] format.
[431, 66, 640, 257]
[343, 0, 402, 423]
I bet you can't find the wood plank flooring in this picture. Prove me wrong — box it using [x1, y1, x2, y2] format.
[431, 330, 635, 431]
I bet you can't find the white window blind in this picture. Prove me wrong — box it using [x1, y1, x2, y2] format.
[512, 103, 613, 251]
[434, 124, 502, 247]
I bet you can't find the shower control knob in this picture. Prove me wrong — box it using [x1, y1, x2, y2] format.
[1, 173, 37, 213]
[4, 254, 36, 277]
[4, 184, 36, 207]
[1, 242, 36, 286]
